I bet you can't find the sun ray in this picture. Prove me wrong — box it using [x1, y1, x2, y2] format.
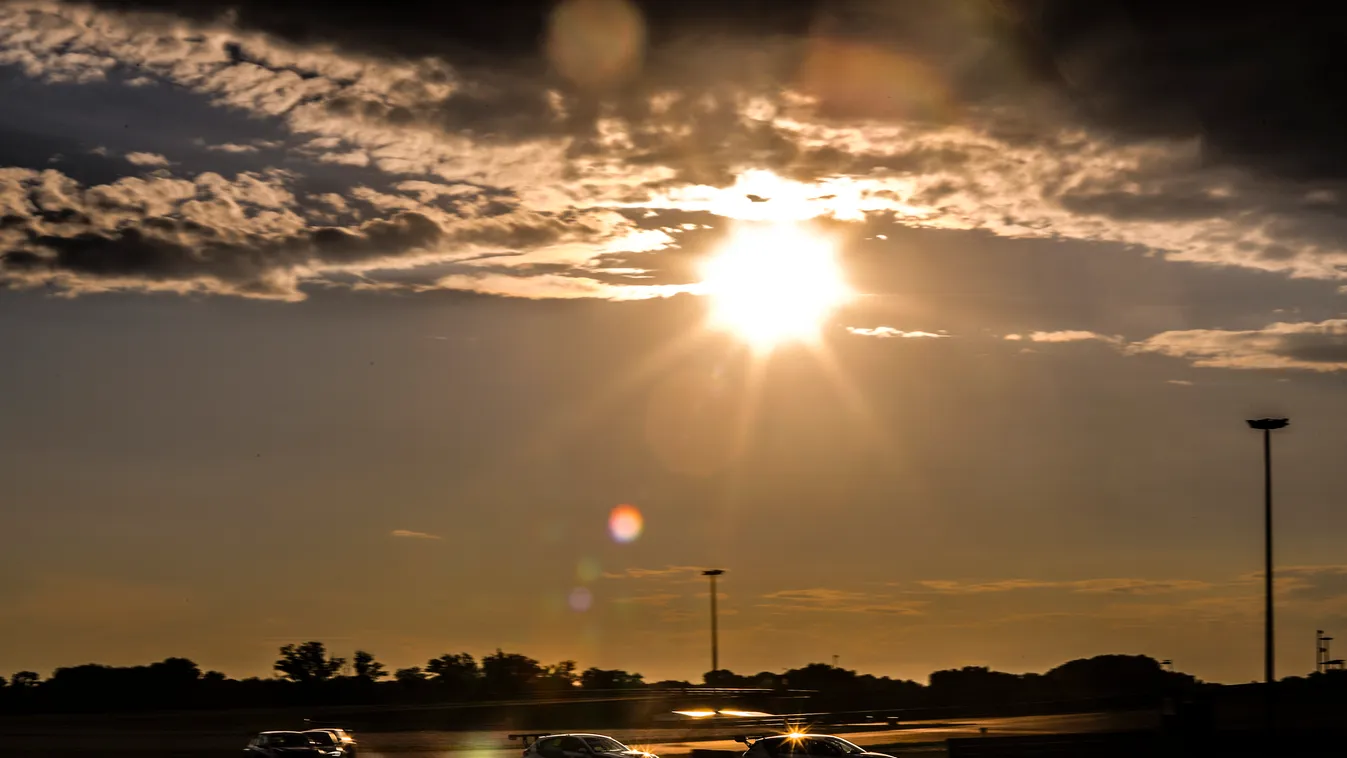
[521, 324, 711, 459]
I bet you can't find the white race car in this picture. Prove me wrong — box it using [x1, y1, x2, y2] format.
[515, 733, 658, 758]
[737, 734, 894, 758]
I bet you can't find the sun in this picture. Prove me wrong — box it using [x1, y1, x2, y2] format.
[699, 224, 851, 350]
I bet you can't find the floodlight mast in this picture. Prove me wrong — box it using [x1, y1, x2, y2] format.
[1246, 417, 1289, 728]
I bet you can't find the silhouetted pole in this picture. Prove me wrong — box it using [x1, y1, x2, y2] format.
[703, 569, 724, 675]
[1247, 418, 1288, 725]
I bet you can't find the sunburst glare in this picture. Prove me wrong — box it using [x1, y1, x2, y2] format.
[699, 224, 852, 351]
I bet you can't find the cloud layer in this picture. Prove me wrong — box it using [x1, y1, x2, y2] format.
[3, 1, 1347, 304]
[847, 326, 949, 339]
[1133, 320, 1347, 372]
[1002, 319, 1347, 373]
[390, 529, 441, 540]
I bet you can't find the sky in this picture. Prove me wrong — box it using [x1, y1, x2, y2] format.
[3, 0, 1347, 686]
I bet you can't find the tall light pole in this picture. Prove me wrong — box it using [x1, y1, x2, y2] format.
[1247, 418, 1288, 693]
[703, 569, 725, 676]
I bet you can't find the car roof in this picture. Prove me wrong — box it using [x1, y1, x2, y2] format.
[537, 734, 622, 740]
[259, 731, 305, 735]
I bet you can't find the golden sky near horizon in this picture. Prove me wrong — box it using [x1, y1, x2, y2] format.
[3, 0, 1347, 685]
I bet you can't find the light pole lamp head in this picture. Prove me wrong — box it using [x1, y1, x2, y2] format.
[1246, 418, 1289, 430]
[703, 569, 725, 577]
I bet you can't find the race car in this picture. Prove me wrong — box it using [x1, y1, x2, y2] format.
[512, 733, 658, 758]
[736, 733, 895, 758]
[303, 728, 358, 756]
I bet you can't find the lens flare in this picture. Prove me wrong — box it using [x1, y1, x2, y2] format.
[576, 556, 602, 583]
[546, 0, 646, 90]
[569, 586, 593, 612]
[608, 504, 643, 543]
[798, 37, 955, 122]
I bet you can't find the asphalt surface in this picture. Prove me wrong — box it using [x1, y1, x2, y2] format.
[355, 711, 1159, 757]
[0, 710, 1159, 756]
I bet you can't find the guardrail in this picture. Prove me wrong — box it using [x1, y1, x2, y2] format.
[947, 731, 1159, 758]
[948, 728, 1347, 758]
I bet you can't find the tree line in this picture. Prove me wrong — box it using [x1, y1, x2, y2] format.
[0, 643, 664, 714]
[1, 644, 1342, 716]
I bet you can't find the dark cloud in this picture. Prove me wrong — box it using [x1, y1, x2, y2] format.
[6, 0, 1347, 304]
[69, 0, 1347, 184]
[1057, 190, 1234, 223]
[1273, 335, 1347, 365]
[1030, 2, 1347, 182]
[1133, 320, 1347, 372]
[0, 163, 653, 299]
[6, 210, 444, 297]
[80, 0, 823, 63]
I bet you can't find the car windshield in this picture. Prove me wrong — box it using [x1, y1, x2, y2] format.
[758, 736, 862, 756]
[272, 734, 313, 747]
[583, 737, 627, 753]
[822, 738, 864, 755]
[307, 732, 337, 746]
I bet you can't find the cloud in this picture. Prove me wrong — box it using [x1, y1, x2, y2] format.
[432, 273, 689, 301]
[914, 578, 1213, 596]
[206, 143, 260, 154]
[601, 565, 706, 580]
[1000, 320, 1347, 373]
[903, 566, 1347, 632]
[124, 151, 171, 167]
[1132, 320, 1347, 371]
[1166, 379, 1194, 386]
[5, 0, 1347, 305]
[1007, 331, 1123, 345]
[315, 150, 370, 167]
[846, 326, 949, 339]
[0, 167, 666, 299]
[759, 588, 924, 615]
[390, 529, 441, 540]
[70, 0, 1347, 191]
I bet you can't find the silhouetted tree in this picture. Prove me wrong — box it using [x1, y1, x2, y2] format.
[580, 667, 645, 689]
[928, 666, 1024, 707]
[394, 666, 428, 684]
[481, 649, 542, 698]
[353, 650, 388, 681]
[148, 657, 202, 685]
[275, 642, 345, 684]
[1045, 654, 1192, 699]
[704, 669, 752, 687]
[542, 660, 578, 686]
[426, 653, 479, 696]
[783, 663, 854, 692]
[0, 646, 1233, 719]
